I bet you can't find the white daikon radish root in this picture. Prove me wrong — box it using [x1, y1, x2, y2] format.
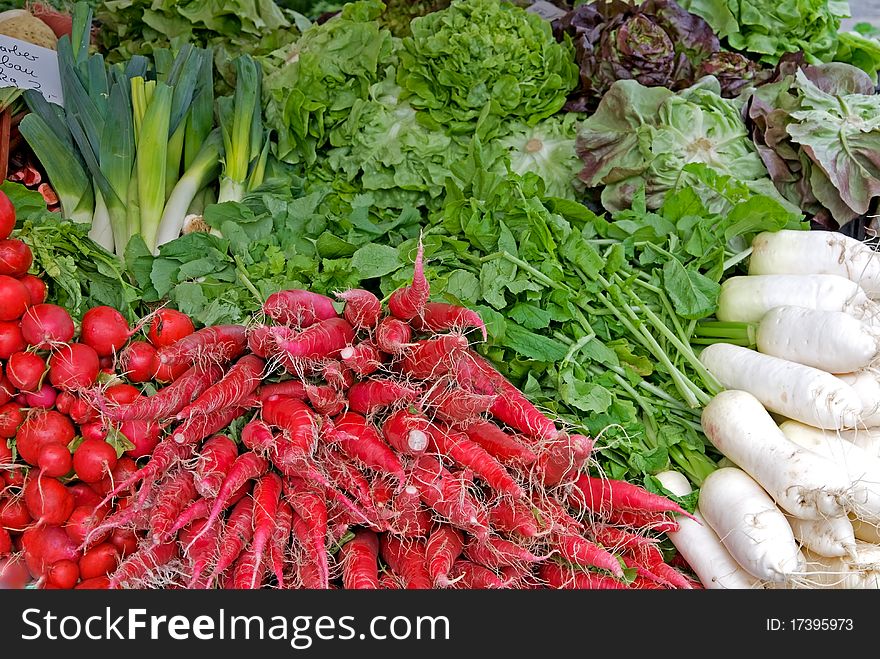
[837, 370, 880, 427]
[699, 344, 863, 430]
[748, 230, 880, 299]
[756, 306, 880, 374]
[701, 391, 852, 519]
[784, 513, 857, 559]
[779, 420, 880, 525]
[716, 274, 872, 323]
[698, 467, 805, 582]
[851, 516, 880, 543]
[794, 542, 880, 589]
[655, 470, 763, 590]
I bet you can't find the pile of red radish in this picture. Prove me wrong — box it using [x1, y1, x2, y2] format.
[0, 212, 698, 588]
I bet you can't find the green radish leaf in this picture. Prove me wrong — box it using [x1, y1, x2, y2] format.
[509, 303, 552, 330]
[662, 258, 720, 319]
[503, 322, 568, 362]
[350, 243, 402, 279]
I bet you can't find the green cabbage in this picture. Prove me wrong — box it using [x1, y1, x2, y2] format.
[397, 0, 579, 134]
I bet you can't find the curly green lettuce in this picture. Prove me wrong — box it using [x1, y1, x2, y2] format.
[397, 0, 579, 135]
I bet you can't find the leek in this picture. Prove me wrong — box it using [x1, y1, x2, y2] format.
[136, 81, 172, 254]
[218, 54, 263, 203]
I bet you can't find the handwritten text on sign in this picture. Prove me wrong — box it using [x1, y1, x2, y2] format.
[0, 35, 63, 105]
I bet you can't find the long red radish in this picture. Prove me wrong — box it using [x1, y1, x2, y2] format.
[340, 529, 380, 590]
[339, 341, 383, 376]
[319, 361, 354, 391]
[348, 379, 418, 415]
[592, 525, 659, 552]
[104, 364, 223, 421]
[380, 534, 431, 589]
[571, 474, 697, 521]
[412, 302, 487, 341]
[176, 355, 265, 419]
[539, 563, 628, 590]
[149, 470, 197, 543]
[624, 543, 693, 589]
[399, 335, 468, 380]
[180, 517, 221, 589]
[382, 409, 430, 456]
[410, 455, 488, 540]
[172, 405, 250, 445]
[241, 473, 282, 589]
[375, 317, 412, 354]
[305, 383, 345, 416]
[269, 502, 294, 588]
[156, 324, 247, 367]
[464, 537, 545, 568]
[599, 508, 680, 533]
[108, 541, 177, 589]
[263, 290, 338, 327]
[448, 560, 504, 589]
[288, 487, 329, 589]
[321, 448, 378, 516]
[194, 435, 239, 498]
[208, 497, 254, 582]
[168, 498, 211, 538]
[98, 440, 192, 506]
[257, 380, 306, 402]
[388, 240, 429, 321]
[426, 425, 524, 498]
[489, 497, 539, 538]
[189, 452, 269, 547]
[457, 351, 558, 441]
[425, 380, 495, 423]
[555, 532, 624, 578]
[241, 419, 275, 455]
[534, 433, 594, 486]
[387, 485, 432, 537]
[461, 421, 538, 465]
[336, 289, 381, 330]
[230, 544, 267, 589]
[325, 412, 405, 482]
[272, 317, 354, 361]
[426, 525, 464, 587]
[262, 397, 318, 458]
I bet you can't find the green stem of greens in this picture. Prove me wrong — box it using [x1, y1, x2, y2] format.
[723, 247, 753, 271]
[234, 255, 263, 302]
[693, 320, 757, 347]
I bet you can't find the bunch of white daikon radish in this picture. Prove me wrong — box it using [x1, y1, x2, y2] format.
[677, 230, 880, 589]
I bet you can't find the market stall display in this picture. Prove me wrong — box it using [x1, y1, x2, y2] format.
[1, 0, 880, 590]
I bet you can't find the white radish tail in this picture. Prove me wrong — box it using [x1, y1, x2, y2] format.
[655, 470, 762, 589]
[699, 343, 863, 430]
[701, 390, 852, 519]
[756, 306, 880, 374]
[716, 274, 873, 323]
[784, 514, 857, 559]
[749, 230, 880, 299]
[779, 420, 880, 526]
[698, 467, 805, 583]
[851, 516, 880, 543]
[837, 371, 880, 428]
[793, 542, 880, 589]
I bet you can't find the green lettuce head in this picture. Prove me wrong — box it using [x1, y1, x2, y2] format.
[397, 0, 579, 134]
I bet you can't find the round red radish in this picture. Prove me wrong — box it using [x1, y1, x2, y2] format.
[0, 375, 13, 405]
[107, 456, 137, 487]
[15, 409, 75, 465]
[18, 274, 47, 306]
[68, 397, 98, 424]
[4, 465, 24, 488]
[118, 341, 158, 383]
[20, 303, 75, 349]
[75, 575, 110, 589]
[119, 419, 160, 459]
[0, 321, 25, 358]
[48, 343, 100, 390]
[23, 383, 57, 409]
[0, 556, 30, 588]
[0, 526, 10, 555]
[0, 239, 33, 277]
[36, 443, 72, 478]
[80, 306, 131, 357]
[24, 473, 75, 525]
[72, 438, 117, 483]
[0, 402, 21, 438]
[7, 351, 47, 392]
[21, 524, 80, 578]
[0, 190, 14, 240]
[46, 559, 79, 589]
[105, 383, 141, 405]
[110, 527, 138, 558]
[68, 482, 102, 508]
[0, 275, 30, 322]
[79, 421, 107, 442]
[65, 504, 108, 546]
[54, 391, 74, 415]
[0, 497, 31, 531]
[0, 439, 10, 462]
[79, 542, 119, 579]
[147, 308, 194, 348]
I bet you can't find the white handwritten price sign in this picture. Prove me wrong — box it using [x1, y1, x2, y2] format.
[0, 34, 63, 105]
